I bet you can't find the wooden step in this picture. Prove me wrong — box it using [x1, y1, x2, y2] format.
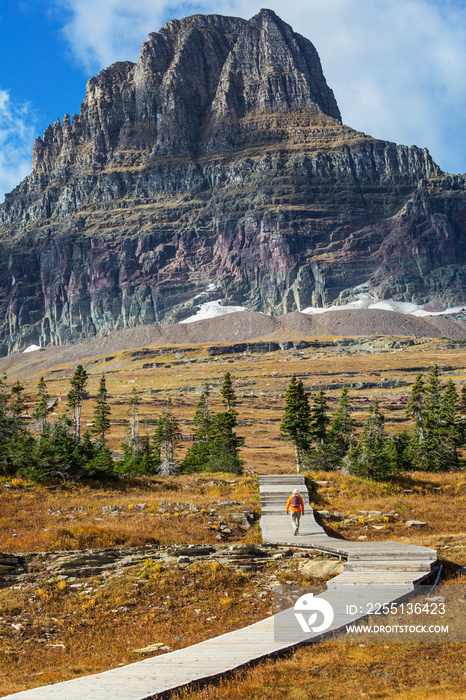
[344, 560, 433, 572]
[327, 570, 431, 587]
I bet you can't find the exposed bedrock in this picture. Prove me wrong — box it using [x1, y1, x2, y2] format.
[1, 9, 466, 354]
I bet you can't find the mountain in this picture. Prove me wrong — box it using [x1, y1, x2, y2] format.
[1, 9, 466, 355]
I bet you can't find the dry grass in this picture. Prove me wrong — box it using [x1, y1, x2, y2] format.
[0, 475, 260, 553]
[0, 559, 271, 696]
[1, 342, 466, 696]
[174, 641, 466, 700]
[305, 470, 466, 570]
[1, 469, 465, 697]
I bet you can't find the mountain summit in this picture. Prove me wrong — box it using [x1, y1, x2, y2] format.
[0, 10, 465, 353]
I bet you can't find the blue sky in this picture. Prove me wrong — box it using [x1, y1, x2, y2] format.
[1, 0, 466, 201]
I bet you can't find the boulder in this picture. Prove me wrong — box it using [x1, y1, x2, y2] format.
[174, 546, 214, 557]
[299, 560, 344, 578]
[133, 643, 165, 654]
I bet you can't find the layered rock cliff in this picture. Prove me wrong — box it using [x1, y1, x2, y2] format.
[0, 9, 465, 354]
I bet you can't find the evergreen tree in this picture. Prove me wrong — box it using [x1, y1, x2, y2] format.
[207, 374, 243, 474]
[181, 384, 212, 473]
[408, 366, 458, 472]
[118, 389, 150, 476]
[440, 380, 459, 438]
[33, 377, 49, 435]
[424, 364, 442, 435]
[406, 372, 428, 469]
[221, 372, 235, 411]
[128, 388, 140, 454]
[138, 421, 155, 474]
[310, 390, 329, 444]
[438, 378, 460, 468]
[181, 378, 243, 474]
[154, 399, 181, 476]
[305, 390, 330, 470]
[10, 381, 26, 434]
[67, 365, 88, 443]
[327, 387, 355, 467]
[92, 375, 111, 447]
[205, 410, 244, 474]
[407, 373, 425, 441]
[420, 364, 452, 471]
[0, 374, 13, 443]
[32, 417, 102, 483]
[349, 399, 394, 480]
[0, 375, 33, 476]
[459, 384, 466, 446]
[193, 383, 211, 432]
[387, 428, 412, 472]
[280, 375, 311, 473]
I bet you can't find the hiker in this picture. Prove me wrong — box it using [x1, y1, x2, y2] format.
[286, 489, 305, 535]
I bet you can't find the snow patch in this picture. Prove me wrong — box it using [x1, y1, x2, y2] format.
[179, 300, 248, 324]
[302, 293, 466, 317]
[23, 344, 41, 353]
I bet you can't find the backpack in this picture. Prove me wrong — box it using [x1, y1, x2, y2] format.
[291, 493, 301, 508]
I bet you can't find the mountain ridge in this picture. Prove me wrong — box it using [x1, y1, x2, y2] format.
[3, 307, 466, 382]
[0, 9, 465, 355]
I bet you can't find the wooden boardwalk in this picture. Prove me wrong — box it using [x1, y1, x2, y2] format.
[4, 475, 437, 699]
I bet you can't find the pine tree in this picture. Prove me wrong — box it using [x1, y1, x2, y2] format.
[350, 399, 393, 480]
[280, 375, 311, 473]
[139, 421, 155, 474]
[407, 373, 425, 441]
[128, 388, 140, 454]
[10, 381, 26, 434]
[0, 374, 8, 435]
[154, 399, 181, 476]
[221, 372, 235, 411]
[206, 411, 244, 474]
[327, 387, 355, 466]
[408, 366, 458, 472]
[118, 388, 146, 476]
[459, 384, 466, 446]
[92, 375, 111, 447]
[424, 364, 442, 435]
[181, 384, 212, 473]
[310, 390, 329, 444]
[67, 365, 88, 443]
[181, 379, 243, 475]
[193, 383, 211, 432]
[33, 377, 49, 435]
[438, 379, 460, 468]
[440, 380, 459, 437]
[208, 374, 243, 474]
[305, 390, 330, 470]
[0, 375, 11, 456]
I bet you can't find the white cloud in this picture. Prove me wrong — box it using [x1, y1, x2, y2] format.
[0, 89, 36, 203]
[54, 0, 194, 71]
[51, 0, 466, 174]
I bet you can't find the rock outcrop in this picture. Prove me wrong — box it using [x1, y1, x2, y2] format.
[1, 9, 466, 354]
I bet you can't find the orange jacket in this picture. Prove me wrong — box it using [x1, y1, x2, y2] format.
[286, 493, 305, 514]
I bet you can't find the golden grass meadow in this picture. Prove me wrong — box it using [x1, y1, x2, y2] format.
[0, 339, 465, 697]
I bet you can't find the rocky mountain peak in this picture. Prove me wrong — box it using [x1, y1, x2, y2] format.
[30, 9, 340, 175]
[0, 11, 464, 355]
